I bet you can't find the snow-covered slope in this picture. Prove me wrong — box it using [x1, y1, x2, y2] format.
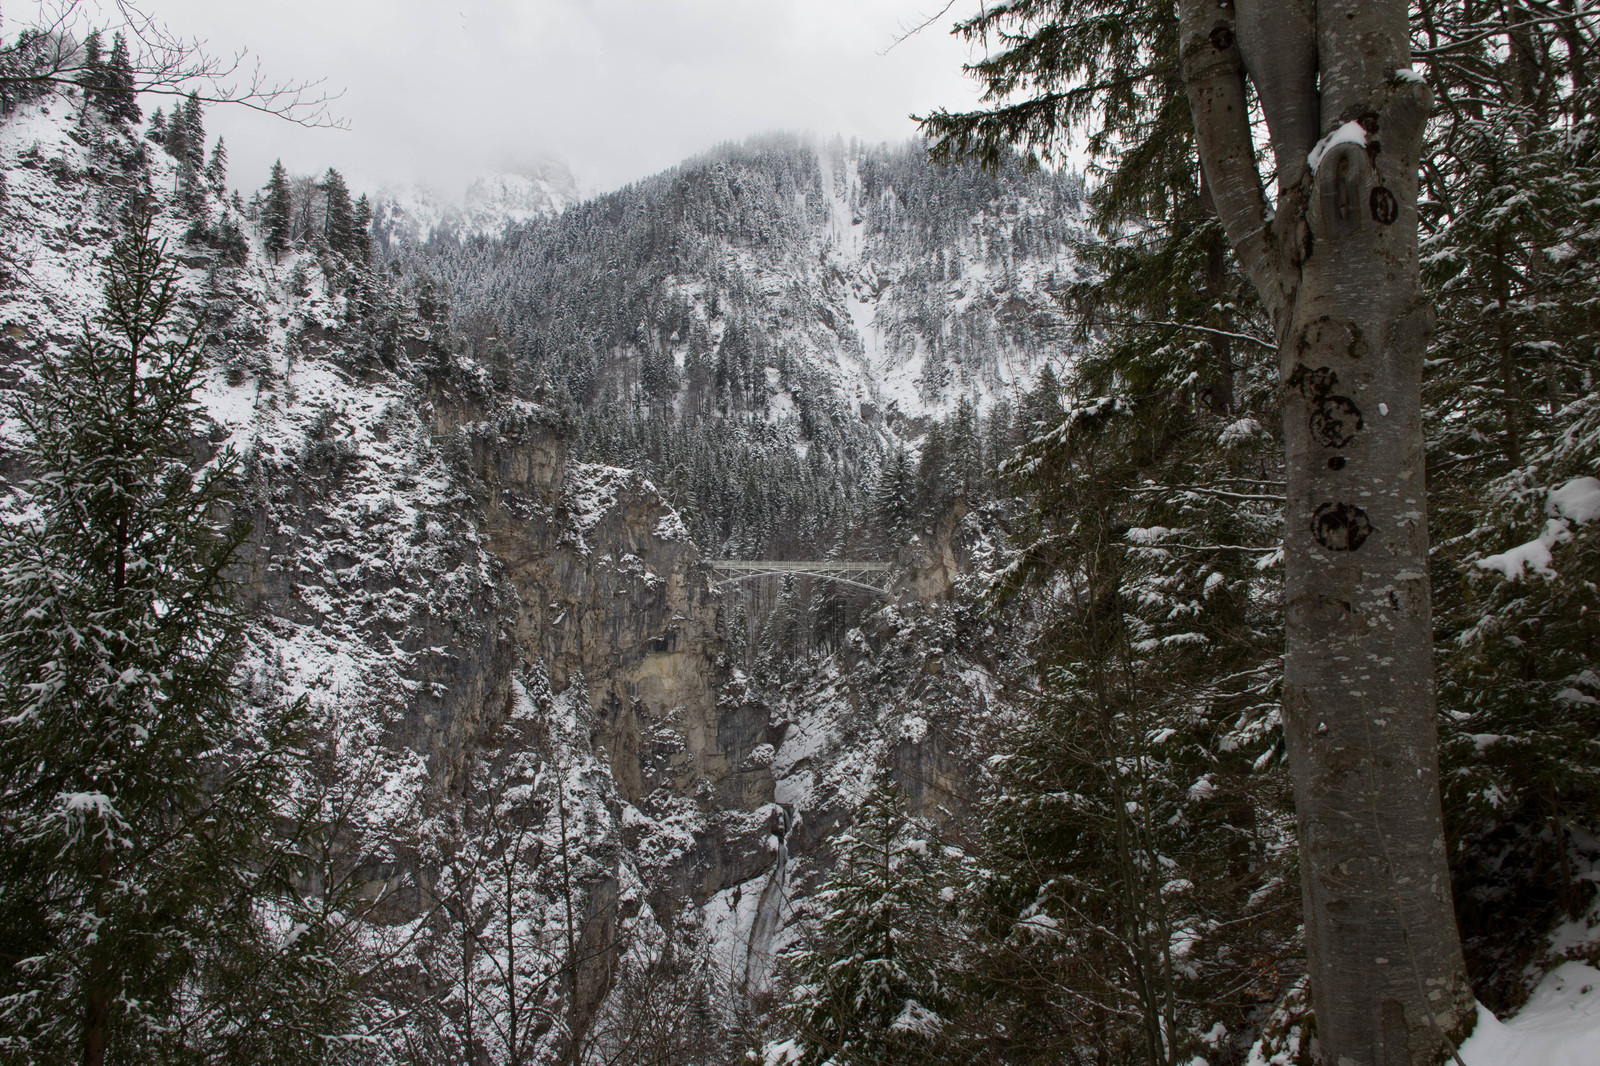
[412, 136, 1090, 434]
[0, 93, 834, 1054]
[1460, 962, 1600, 1066]
[372, 159, 579, 246]
[0, 91, 1039, 1063]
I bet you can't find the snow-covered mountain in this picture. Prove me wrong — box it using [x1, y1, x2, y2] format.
[395, 136, 1090, 562]
[414, 136, 1088, 431]
[372, 158, 579, 245]
[0, 94, 1010, 1058]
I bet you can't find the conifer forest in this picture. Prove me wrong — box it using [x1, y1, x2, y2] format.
[0, 3, 1595, 1065]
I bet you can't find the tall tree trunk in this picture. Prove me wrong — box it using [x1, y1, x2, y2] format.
[82, 850, 112, 1066]
[1179, 2, 1475, 1062]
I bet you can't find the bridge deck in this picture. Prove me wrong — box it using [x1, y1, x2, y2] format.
[705, 560, 891, 572]
[704, 559, 894, 594]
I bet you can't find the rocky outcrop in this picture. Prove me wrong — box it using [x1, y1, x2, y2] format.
[894, 502, 971, 603]
[458, 401, 777, 899]
[0, 96, 1011, 1054]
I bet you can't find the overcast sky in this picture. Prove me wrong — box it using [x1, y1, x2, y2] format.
[58, 0, 991, 200]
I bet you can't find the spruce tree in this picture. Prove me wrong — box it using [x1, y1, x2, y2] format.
[921, 7, 1479, 1055]
[321, 168, 354, 255]
[161, 105, 186, 164]
[77, 29, 105, 110]
[178, 91, 205, 171]
[872, 446, 916, 546]
[350, 193, 373, 262]
[781, 779, 951, 1066]
[1421, 10, 1600, 1006]
[204, 137, 227, 192]
[103, 32, 139, 124]
[0, 209, 299, 1063]
[262, 160, 292, 263]
[950, 343, 1292, 1062]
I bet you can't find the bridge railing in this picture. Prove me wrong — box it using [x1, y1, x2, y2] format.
[703, 559, 894, 594]
[704, 560, 890, 573]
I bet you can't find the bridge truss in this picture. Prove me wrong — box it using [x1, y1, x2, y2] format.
[705, 559, 893, 595]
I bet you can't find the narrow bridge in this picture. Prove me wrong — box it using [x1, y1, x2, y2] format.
[705, 559, 894, 595]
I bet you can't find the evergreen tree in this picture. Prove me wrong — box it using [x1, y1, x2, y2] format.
[178, 91, 205, 171]
[162, 93, 207, 215]
[144, 106, 164, 145]
[947, 395, 982, 502]
[162, 105, 187, 164]
[102, 32, 139, 124]
[204, 137, 227, 192]
[949, 346, 1293, 1063]
[872, 446, 916, 546]
[781, 779, 952, 1066]
[321, 168, 354, 255]
[77, 29, 105, 109]
[764, 573, 804, 659]
[0, 209, 314, 1063]
[1420, 7, 1600, 1007]
[262, 159, 292, 263]
[921, 6, 1485, 1055]
[350, 193, 373, 262]
[913, 422, 950, 522]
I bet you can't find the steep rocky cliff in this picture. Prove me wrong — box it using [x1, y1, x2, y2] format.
[0, 94, 1013, 1059]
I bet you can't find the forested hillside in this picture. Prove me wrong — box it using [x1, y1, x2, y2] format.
[401, 137, 1085, 560]
[0, 5, 1595, 1066]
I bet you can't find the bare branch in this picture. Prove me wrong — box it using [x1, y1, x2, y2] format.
[0, 0, 346, 128]
[1107, 317, 1279, 351]
[1411, 4, 1597, 58]
[880, 0, 962, 55]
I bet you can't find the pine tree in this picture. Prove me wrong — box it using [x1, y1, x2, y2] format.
[0, 209, 305, 1063]
[781, 779, 952, 1066]
[872, 446, 916, 546]
[77, 29, 106, 110]
[321, 168, 354, 255]
[952, 350, 1293, 1063]
[144, 106, 164, 144]
[162, 105, 187, 164]
[161, 93, 207, 215]
[921, 7, 1478, 1056]
[764, 573, 804, 659]
[350, 193, 373, 262]
[103, 32, 139, 124]
[178, 91, 205, 171]
[262, 159, 292, 263]
[1420, 9, 1600, 1008]
[204, 137, 227, 192]
[913, 422, 950, 522]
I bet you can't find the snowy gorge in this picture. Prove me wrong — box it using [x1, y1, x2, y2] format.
[2, 57, 1597, 1065]
[0, 96, 1030, 1057]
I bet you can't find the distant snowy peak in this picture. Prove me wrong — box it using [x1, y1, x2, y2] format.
[461, 171, 576, 235]
[374, 161, 578, 245]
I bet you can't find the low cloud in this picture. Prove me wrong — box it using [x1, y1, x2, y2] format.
[114, 0, 985, 199]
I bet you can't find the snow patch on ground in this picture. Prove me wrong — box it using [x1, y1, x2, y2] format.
[1460, 962, 1600, 1066]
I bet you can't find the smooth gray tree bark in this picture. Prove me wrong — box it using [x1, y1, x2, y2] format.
[1177, 2, 1475, 1063]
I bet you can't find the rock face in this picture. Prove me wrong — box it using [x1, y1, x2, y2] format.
[894, 502, 972, 603]
[0, 95, 1010, 1056]
[461, 400, 779, 901]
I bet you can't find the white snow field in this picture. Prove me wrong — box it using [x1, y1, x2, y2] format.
[1459, 962, 1600, 1066]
